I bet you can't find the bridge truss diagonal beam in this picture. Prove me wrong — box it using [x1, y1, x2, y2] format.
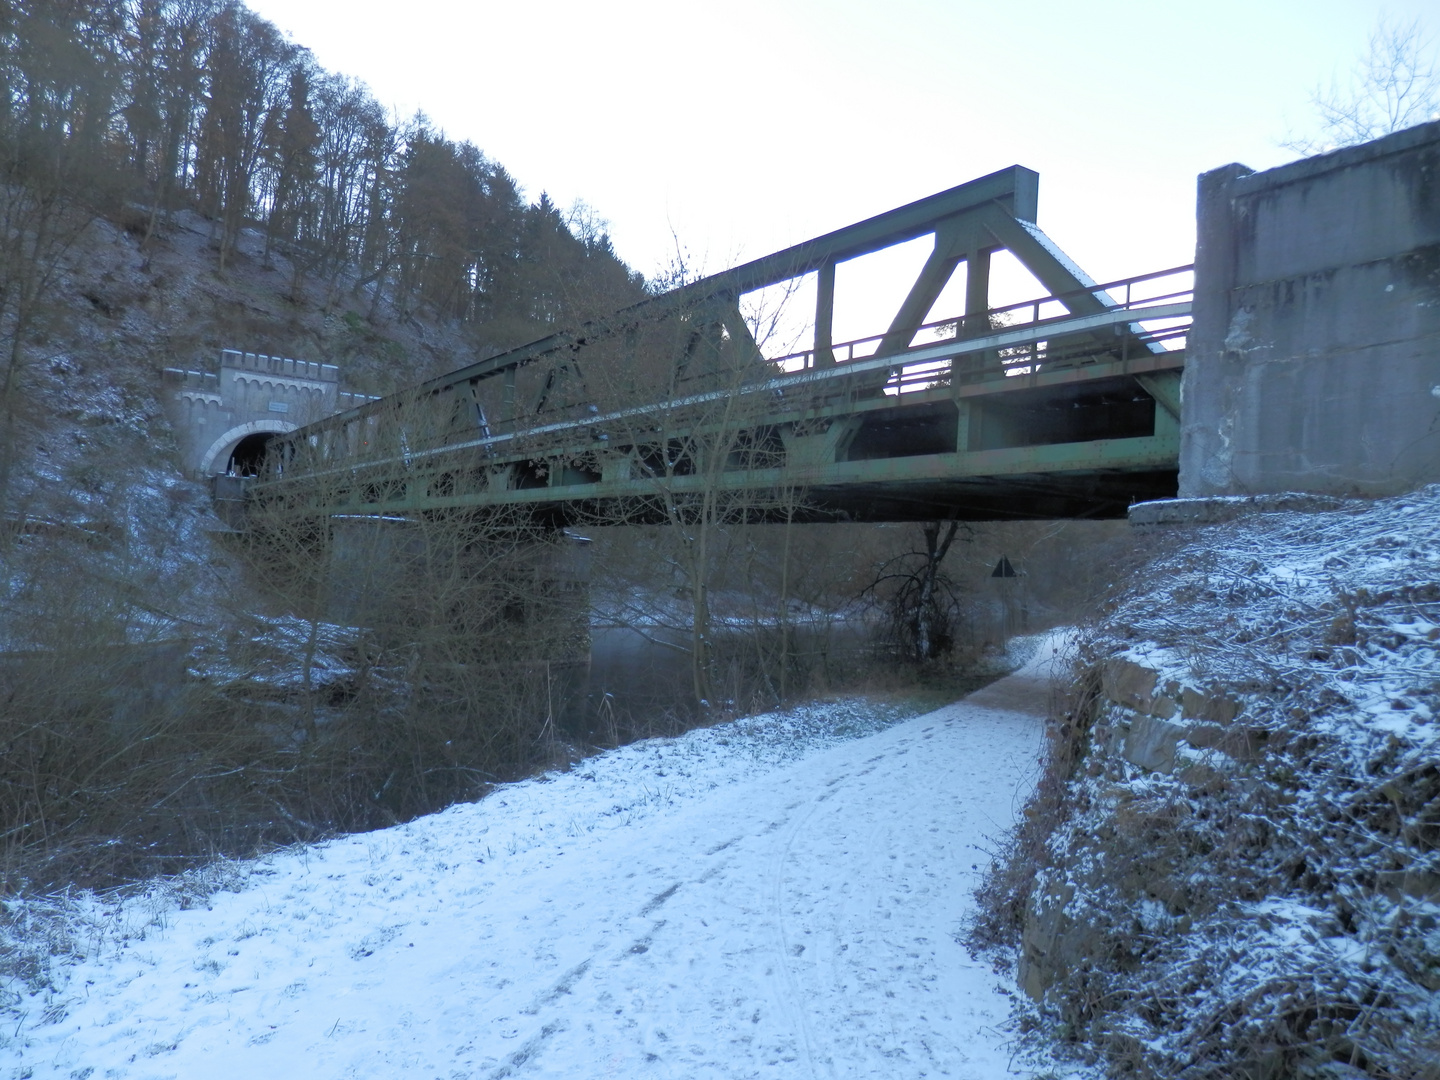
[279, 166, 1042, 434]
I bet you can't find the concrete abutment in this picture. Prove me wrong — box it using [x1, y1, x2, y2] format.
[1181, 119, 1440, 498]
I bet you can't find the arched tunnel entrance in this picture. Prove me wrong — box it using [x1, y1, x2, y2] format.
[226, 431, 278, 477]
[203, 422, 294, 527]
[198, 421, 296, 478]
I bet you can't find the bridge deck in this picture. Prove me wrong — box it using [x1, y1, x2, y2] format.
[255, 316, 1186, 523]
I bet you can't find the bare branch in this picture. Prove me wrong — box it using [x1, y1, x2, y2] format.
[1284, 15, 1440, 155]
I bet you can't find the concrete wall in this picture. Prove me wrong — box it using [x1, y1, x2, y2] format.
[1181, 121, 1440, 496]
[161, 349, 377, 477]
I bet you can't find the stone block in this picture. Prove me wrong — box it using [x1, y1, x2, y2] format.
[1123, 713, 1187, 773]
[1184, 721, 1227, 749]
[1103, 659, 1158, 712]
[1018, 878, 1075, 1001]
[1181, 686, 1239, 724]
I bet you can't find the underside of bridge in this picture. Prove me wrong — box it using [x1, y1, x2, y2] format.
[251, 166, 1191, 525]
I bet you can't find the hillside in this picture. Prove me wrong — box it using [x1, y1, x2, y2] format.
[8, 206, 491, 530]
[2, 0, 645, 529]
[0, 0, 656, 894]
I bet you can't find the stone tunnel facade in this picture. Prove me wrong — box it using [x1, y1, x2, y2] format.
[162, 348, 376, 478]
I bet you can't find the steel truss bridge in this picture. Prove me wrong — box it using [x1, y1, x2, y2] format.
[254, 166, 1191, 524]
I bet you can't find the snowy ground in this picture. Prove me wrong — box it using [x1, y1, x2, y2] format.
[4, 637, 1064, 1079]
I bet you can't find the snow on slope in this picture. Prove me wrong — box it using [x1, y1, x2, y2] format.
[4, 638, 1065, 1079]
[993, 490, 1440, 1078]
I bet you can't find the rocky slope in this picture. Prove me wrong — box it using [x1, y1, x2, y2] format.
[9, 206, 478, 533]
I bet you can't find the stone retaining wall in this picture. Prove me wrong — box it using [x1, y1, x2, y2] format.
[1017, 656, 1257, 1000]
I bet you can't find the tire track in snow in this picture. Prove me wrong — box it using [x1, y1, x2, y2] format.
[771, 774, 843, 1080]
[485, 1020, 563, 1079]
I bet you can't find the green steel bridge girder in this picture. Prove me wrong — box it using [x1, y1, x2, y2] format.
[314, 433, 1182, 523]
[266, 356, 1185, 523]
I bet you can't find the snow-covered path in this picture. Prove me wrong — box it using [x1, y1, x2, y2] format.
[9, 639, 1060, 1079]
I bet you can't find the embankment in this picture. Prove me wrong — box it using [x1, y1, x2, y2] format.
[977, 487, 1440, 1078]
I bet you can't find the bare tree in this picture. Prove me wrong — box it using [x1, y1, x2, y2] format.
[0, 0, 123, 512]
[861, 520, 973, 663]
[560, 251, 820, 713]
[1285, 14, 1440, 154]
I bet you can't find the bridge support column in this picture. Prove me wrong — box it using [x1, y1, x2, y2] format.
[600, 452, 633, 484]
[814, 261, 837, 366]
[954, 399, 973, 454]
[963, 248, 992, 335]
[780, 417, 861, 469]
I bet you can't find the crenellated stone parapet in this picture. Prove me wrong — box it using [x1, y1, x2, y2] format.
[218, 348, 338, 383]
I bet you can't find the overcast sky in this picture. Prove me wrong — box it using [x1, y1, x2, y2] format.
[246, 0, 1435, 316]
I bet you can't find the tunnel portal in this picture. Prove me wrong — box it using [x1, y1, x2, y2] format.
[226, 432, 278, 477]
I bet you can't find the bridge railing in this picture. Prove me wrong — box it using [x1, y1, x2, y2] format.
[766, 264, 1194, 383]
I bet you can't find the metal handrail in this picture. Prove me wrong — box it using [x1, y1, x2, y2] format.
[766, 263, 1194, 372]
[885, 322, 1190, 395]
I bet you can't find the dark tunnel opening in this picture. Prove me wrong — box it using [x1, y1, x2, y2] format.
[226, 432, 278, 477]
